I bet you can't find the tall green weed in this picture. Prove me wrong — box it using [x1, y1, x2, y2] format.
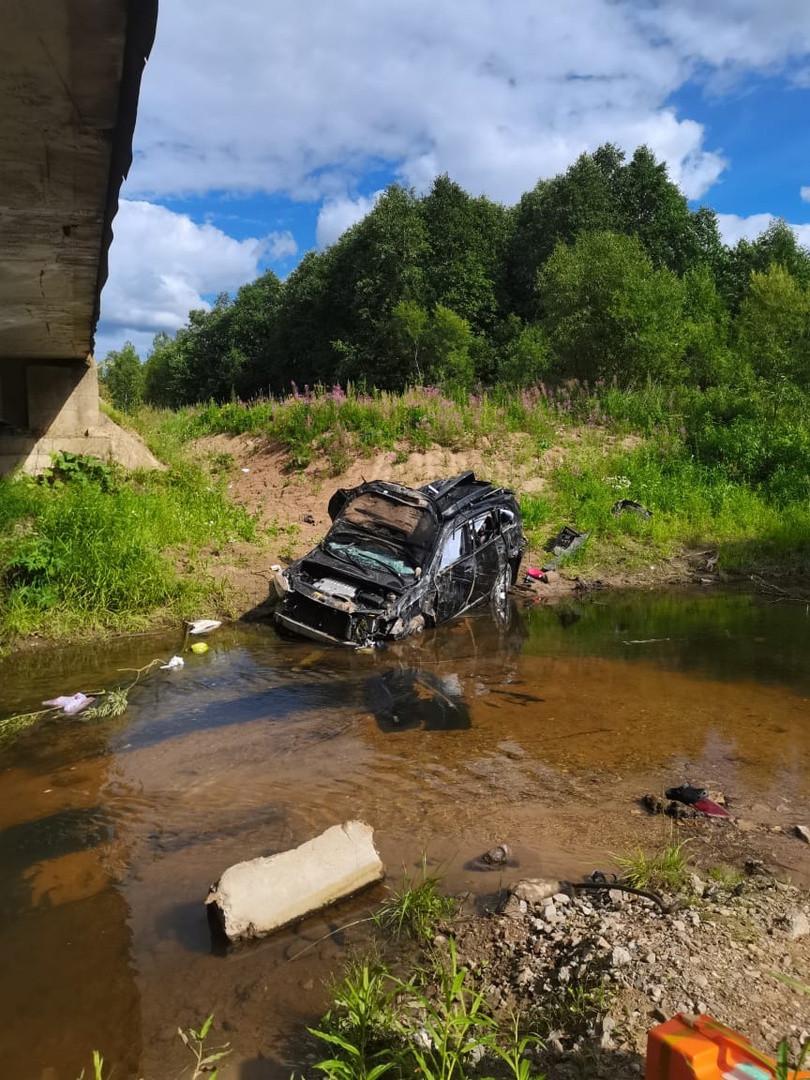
[0, 458, 255, 642]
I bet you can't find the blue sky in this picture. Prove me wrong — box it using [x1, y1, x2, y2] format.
[95, 0, 810, 360]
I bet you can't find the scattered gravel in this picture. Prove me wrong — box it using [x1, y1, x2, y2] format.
[447, 869, 810, 1079]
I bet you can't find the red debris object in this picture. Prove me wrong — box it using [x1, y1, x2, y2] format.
[525, 566, 548, 583]
[692, 798, 730, 818]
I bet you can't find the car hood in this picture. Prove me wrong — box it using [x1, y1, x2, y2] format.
[289, 547, 408, 603]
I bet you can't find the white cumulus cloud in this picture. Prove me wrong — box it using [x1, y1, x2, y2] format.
[316, 193, 382, 249]
[716, 212, 810, 247]
[127, 0, 771, 205]
[801, 186, 810, 203]
[95, 200, 278, 358]
[264, 230, 298, 260]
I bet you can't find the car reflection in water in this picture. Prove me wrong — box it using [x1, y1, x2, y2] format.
[365, 596, 529, 732]
[366, 669, 471, 731]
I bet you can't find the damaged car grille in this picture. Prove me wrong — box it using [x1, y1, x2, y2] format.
[279, 592, 352, 642]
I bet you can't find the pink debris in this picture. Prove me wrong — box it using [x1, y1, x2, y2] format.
[42, 692, 95, 716]
[525, 566, 549, 583]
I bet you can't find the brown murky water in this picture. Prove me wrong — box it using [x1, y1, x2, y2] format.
[0, 589, 808, 1079]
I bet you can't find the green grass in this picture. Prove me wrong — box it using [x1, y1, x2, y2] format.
[708, 865, 745, 889]
[127, 381, 810, 578]
[0, 454, 256, 646]
[528, 968, 611, 1045]
[6, 375, 810, 648]
[373, 859, 456, 944]
[77, 1014, 229, 1080]
[312, 940, 544, 1080]
[613, 839, 690, 892]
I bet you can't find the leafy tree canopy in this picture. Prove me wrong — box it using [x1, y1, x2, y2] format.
[99, 341, 144, 413]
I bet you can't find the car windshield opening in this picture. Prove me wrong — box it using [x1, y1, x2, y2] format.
[325, 537, 417, 581]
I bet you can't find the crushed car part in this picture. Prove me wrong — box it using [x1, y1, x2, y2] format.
[611, 499, 652, 519]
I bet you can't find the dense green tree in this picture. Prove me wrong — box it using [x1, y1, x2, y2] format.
[142, 332, 179, 407]
[321, 185, 429, 387]
[99, 341, 144, 412]
[272, 249, 346, 391]
[681, 266, 735, 387]
[419, 175, 512, 331]
[168, 296, 239, 403]
[503, 145, 624, 318]
[492, 315, 551, 386]
[616, 146, 715, 274]
[391, 300, 431, 382]
[735, 264, 810, 388]
[390, 301, 476, 388]
[228, 271, 282, 395]
[502, 144, 720, 319]
[426, 304, 475, 388]
[269, 186, 430, 392]
[720, 220, 810, 313]
[129, 151, 810, 410]
[537, 231, 686, 384]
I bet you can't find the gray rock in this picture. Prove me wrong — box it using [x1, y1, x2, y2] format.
[611, 945, 632, 967]
[511, 878, 561, 905]
[794, 825, 810, 844]
[785, 911, 810, 940]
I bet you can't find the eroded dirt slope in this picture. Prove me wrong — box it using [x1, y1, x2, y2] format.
[196, 432, 712, 617]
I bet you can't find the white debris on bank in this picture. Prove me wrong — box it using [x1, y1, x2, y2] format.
[187, 619, 222, 635]
[206, 820, 384, 942]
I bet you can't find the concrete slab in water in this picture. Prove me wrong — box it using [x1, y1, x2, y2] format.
[206, 820, 384, 942]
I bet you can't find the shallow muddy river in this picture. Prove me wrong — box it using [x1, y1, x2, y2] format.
[0, 589, 808, 1079]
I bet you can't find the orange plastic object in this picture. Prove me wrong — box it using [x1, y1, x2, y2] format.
[646, 1013, 810, 1080]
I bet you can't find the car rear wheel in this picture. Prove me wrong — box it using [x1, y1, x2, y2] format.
[491, 562, 513, 612]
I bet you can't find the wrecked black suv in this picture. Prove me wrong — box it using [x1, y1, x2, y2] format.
[274, 471, 524, 647]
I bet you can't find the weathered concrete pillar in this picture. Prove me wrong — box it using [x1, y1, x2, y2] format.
[0, 357, 162, 476]
[26, 358, 100, 435]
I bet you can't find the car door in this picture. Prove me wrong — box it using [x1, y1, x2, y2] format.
[469, 511, 500, 602]
[433, 522, 477, 624]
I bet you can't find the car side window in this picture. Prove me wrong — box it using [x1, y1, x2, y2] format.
[438, 527, 466, 570]
[471, 512, 497, 547]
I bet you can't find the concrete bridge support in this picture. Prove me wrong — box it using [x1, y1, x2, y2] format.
[0, 356, 160, 476]
[0, 0, 160, 477]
